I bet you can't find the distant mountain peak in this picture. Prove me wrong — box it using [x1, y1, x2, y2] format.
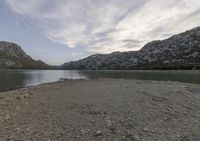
[61, 26, 200, 70]
[0, 41, 52, 69]
[0, 41, 30, 58]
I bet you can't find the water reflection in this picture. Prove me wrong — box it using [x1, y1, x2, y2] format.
[23, 70, 88, 86]
[0, 70, 87, 92]
[78, 70, 200, 84]
[0, 71, 27, 91]
[0, 70, 200, 92]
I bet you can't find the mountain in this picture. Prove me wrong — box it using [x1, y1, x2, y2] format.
[61, 27, 200, 70]
[0, 41, 52, 69]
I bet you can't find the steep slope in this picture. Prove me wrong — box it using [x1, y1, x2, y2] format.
[61, 27, 200, 70]
[0, 41, 52, 69]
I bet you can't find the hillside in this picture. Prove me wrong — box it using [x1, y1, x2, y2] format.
[61, 27, 200, 70]
[0, 41, 52, 69]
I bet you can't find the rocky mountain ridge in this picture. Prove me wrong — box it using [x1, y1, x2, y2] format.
[0, 41, 52, 69]
[0, 41, 30, 58]
[61, 27, 200, 70]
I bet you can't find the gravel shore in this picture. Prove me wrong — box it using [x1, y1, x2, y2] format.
[0, 79, 200, 141]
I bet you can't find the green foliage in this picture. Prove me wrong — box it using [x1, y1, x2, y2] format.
[0, 56, 55, 70]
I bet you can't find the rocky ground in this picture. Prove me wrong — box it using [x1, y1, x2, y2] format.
[0, 79, 200, 141]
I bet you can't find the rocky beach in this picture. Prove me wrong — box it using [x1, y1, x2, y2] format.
[1, 1, 200, 141]
[0, 79, 200, 141]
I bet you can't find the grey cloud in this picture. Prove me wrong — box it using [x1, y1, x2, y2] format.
[122, 39, 144, 49]
[123, 39, 143, 44]
[5, 0, 200, 56]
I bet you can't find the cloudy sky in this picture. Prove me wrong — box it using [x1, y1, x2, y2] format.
[0, 0, 200, 65]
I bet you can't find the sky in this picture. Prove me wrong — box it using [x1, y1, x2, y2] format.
[0, 0, 200, 65]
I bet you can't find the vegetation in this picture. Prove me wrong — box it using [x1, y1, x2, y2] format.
[0, 41, 56, 70]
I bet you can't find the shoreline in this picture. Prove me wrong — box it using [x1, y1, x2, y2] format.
[1, 70, 200, 94]
[1, 76, 200, 94]
[0, 79, 200, 140]
[0, 80, 65, 94]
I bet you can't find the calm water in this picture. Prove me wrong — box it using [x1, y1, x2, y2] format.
[0, 70, 200, 92]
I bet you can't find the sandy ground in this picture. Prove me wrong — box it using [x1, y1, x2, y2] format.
[0, 79, 200, 141]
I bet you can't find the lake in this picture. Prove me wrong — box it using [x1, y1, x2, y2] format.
[0, 70, 200, 92]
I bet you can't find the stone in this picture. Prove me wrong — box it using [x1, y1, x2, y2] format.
[143, 128, 149, 132]
[94, 130, 103, 137]
[133, 135, 141, 141]
[106, 119, 112, 127]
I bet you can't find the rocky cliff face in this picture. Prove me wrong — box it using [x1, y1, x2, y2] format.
[0, 41, 30, 58]
[0, 41, 51, 69]
[61, 27, 200, 70]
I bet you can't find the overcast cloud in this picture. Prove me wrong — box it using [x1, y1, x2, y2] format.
[1, 0, 200, 65]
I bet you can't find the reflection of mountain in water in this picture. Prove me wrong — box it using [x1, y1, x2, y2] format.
[0, 71, 31, 92]
[1, 70, 200, 92]
[0, 70, 87, 92]
[78, 70, 200, 84]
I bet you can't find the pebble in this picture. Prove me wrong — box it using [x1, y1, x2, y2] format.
[133, 135, 141, 141]
[94, 130, 103, 137]
[41, 101, 46, 105]
[8, 135, 14, 140]
[22, 94, 29, 98]
[143, 128, 149, 132]
[81, 129, 86, 135]
[16, 96, 21, 100]
[109, 126, 117, 132]
[106, 119, 112, 127]
[112, 136, 120, 141]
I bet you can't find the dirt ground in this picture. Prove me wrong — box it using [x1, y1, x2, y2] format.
[0, 79, 200, 141]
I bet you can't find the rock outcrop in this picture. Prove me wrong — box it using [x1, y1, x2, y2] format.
[61, 27, 200, 70]
[0, 41, 51, 69]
